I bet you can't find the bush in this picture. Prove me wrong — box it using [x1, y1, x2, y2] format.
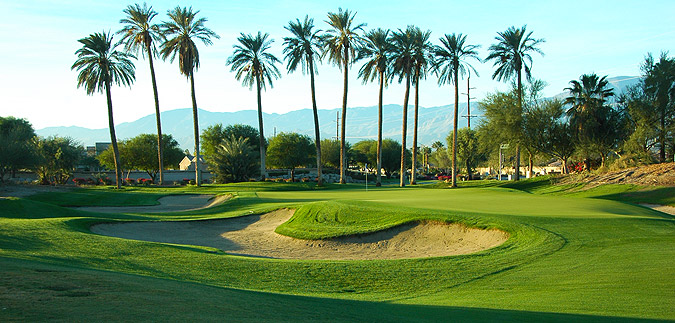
[72, 178, 87, 185]
[208, 135, 259, 183]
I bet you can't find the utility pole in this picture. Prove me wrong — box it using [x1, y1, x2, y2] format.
[335, 110, 340, 140]
[461, 75, 479, 129]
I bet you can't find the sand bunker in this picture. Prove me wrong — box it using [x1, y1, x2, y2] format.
[91, 209, 509, 260]
[75, 194, 230, 214]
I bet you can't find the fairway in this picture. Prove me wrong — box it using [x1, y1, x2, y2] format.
[1, 181, 674, 322]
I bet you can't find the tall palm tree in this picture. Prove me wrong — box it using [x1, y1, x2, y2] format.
[227, 32, 281, 180]
[118, 3, 165, 185]
[390, 26, 416, 187]
[358, 28, 391, 187]
[72, 31, 135, 189]
[486, 25, 544, 181]
[409, 27, 432, 185]
[323, 8, 365, 184]
[432, 33, 480, 187]
[283, 16, 324, 186]
[159, 6, 218, 187]
[564, 73, 614, 169]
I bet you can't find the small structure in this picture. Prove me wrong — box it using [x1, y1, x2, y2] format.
[179, 155, 207, 171]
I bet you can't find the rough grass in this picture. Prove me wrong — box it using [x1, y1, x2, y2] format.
[0, 179, 673, 321]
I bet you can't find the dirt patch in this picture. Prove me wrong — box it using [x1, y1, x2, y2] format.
[90, 209, 509, 260]
[0, 185, 75, 198]
[557, 162, 675, 187]
[76, 194, 230, 214]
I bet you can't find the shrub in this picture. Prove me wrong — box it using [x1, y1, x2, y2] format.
[72, 178, 87, 185]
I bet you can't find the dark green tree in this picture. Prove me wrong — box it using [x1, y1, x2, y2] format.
[523, 99, 575, 173]
[118, 3, 166, 184]
[201, 124, 261, 158]
[160, 6, 219, 186]
[72, 31, 136, 189]
[323, 8, 365, 184]
[642, 52, 675, 162]
[97, 134, 183, 181]
[449, 127, 486, 180]
[0, 117, 37, 182]
[486, 25, 544, 181]
[35, 136, 84, 185]
[266, 132, 314, 181]
[209, 135, 259, 183]
[227, 32, 281, 181]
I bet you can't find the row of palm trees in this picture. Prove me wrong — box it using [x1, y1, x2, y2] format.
[72, 4, 544, 189]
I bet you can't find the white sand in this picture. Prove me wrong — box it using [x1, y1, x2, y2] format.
[75, 194, 230, 214]
[91, 209, 509, 260]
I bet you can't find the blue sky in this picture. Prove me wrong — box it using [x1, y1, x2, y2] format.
[1, 0, 674, 130]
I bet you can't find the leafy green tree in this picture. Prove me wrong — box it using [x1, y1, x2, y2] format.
[323, 8, 365, 184]
[201, 124, 261, 158]
[283, 16, 324, 186]
[320, 139, 350, 169]
[72, 31, 136, 189]
[209, 135, 259, 183]
[350, 139, 408, 178]
[118, 3, 166, 185]
[266, 132, 314, 181]
[35, 137, 84, 185]
[565, 74, 620, 168]
[429, 147, 451, 174]
[390, 26, 415, 187]
[98, 134, 183, 181]
[227, 32, 281, 181]
[0, 117, 37, 182]
[478, 90, 522, 174]
[410, 27, 432, 185]
[160, 6, 219, 186]
[642, 52, 675, 162]
[619, 84, 660, 165]
[449, 128, 486, 180]
[432, 33, 480, 187]
[358, 28, 391, 186]
[523, 99, 575, 173]
[351, 139, 377, 166]
[486, 25, 544, 181]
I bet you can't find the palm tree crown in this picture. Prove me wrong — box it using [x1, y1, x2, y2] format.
[283, 16, 323, 75]
[228, 32, 281, 89]
[564, 73, 614, 111]
[322, 8, 365, 69]
[389, 26, 416, 83]
[159, 6, 219, 77]
[358, 28, 391, 84]
[486, 25, 544, 83]
[72, 31, 136, 94]
[411, 27, 432, 84]
[432, 33, 480, 86]
[117, 3, 162, 57]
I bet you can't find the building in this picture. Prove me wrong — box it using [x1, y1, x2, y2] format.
[179, 155, 208, 171]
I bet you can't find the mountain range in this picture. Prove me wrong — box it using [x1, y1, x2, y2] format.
[37, 76, 640, 150]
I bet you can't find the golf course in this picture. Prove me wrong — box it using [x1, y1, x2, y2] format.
[0, 177, 673, 322]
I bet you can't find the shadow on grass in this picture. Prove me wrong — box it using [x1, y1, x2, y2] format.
[1, 256, 666, 323]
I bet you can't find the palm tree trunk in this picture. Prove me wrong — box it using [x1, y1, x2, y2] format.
[309, 59, 322, 186]
[147, 45, 163, 185]
[256, 74, 267, 181]
[400, 73, 411, 187]
[451, 67, 459, 188]
[411, 70, 420, 185]
[515, 69, 522, 181]
[660, 114, 666, 162]
[104, 78, 121, 189]
[376, 69, 384, 187]
[339, 51, 349, 184]
[190, 72, 201, 187]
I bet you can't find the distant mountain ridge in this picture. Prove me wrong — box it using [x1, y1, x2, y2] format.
[37, 76, 639, 150]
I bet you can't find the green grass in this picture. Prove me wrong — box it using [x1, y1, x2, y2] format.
[0, 179, 673, 321]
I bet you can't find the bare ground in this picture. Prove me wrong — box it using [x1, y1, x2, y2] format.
[556, 162, 675, 187]
[90, 209, 509, 260]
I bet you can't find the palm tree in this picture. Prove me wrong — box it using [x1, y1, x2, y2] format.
[323, 8, 365, 184]
[227, 32, 281, 180]
[432, 33, 480, 187]
[390, 26, 416, 187]
[486, 25, 544, 181]
[564, 73, 614, 169]
[283, 16, 324, 186]
[72, 31, 135, 189]
[409, 27, 432, 185]
[159, 6, 218, 187]
[358, 28, 391, 187]
[118, 3, 165, 185]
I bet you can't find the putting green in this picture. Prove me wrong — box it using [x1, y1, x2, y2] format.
[0, 182, 673, 321]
